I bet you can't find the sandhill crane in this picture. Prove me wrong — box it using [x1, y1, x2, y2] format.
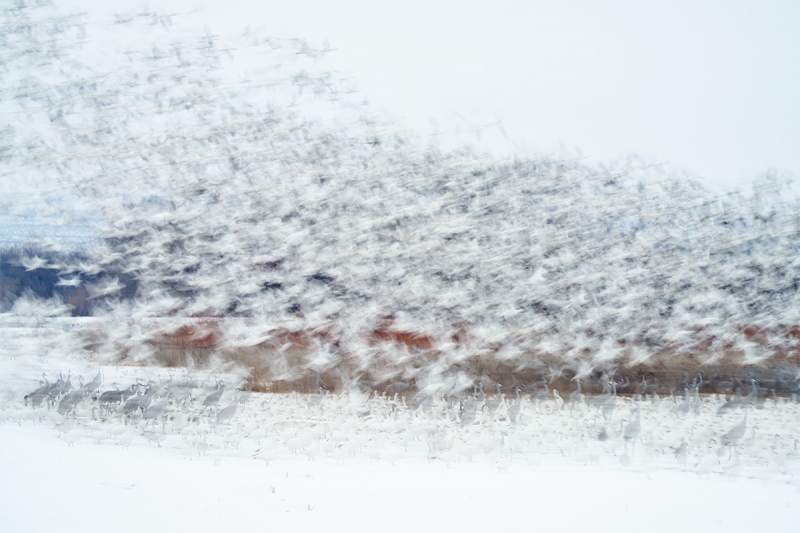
[717, 387, 743, 415]
[635, 376, 648, 400]
[96, 383, 138, 415]
[24, 374, 50, 408]
[460, 394, 477, 426]
[96, 383, 121, 403]
[595, 381, 617, 420]
[722, 412, 749, 459]
[238, 386, 252, 405]
[84, 370, 103, 395]
[624, 405, 641, 448]
[569, 380, 584, 404]
[120, 383, 138, 402]
[689, 376, 704, 415]
[143, 398, 171, 425]
[124, 383, 155, 418]
[675, 386, 692, 417]
[743, 379, 760, 406]
[170, 383, 194, 404]
[723, 412, 748, 446]
[483, 383, 503, 415]
[47, 372, 71, 406]
[508, 384, 521, 423]
[203, 379, 224, 408]
[216, 396, 239, 426]
[57, 376, 85, 417]
[529, 378, 549, 402]
[47, 372, 61, 394]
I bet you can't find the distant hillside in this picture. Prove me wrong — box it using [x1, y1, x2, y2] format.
[3, 1, 798, 395]
[0, 246, 137, 316]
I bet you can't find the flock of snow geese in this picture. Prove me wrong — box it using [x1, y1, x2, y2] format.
[4, 368, 800, 482]
[8, 1, 799, 382]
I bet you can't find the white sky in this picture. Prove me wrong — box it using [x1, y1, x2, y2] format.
[44, 0, 800, 191]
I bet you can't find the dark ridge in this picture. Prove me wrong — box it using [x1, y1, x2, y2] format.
[0, 245, 138, 316]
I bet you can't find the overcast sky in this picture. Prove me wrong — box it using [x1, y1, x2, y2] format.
[45, 0, 800, 192]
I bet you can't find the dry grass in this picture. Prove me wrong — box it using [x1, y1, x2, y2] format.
[178, 345, 794, 396]
[74, 319, 799, 396]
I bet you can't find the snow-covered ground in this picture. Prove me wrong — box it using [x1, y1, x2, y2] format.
[2, 422, 798, 533]
[2, 325, 800, 532]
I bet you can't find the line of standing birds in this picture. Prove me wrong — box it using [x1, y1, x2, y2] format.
[22, 371, 244, 427]
[14, 371, 800, 478]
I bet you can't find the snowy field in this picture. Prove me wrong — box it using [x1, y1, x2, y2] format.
[2, 423, 799, 533]
[2, 324, 800, 532]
